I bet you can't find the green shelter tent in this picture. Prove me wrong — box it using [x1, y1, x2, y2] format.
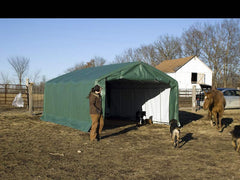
[41, 61, 180, 132]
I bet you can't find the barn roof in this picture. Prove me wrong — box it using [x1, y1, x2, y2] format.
[155, 55, 195, 73]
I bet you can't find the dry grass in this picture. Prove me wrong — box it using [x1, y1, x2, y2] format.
[0, 107, 240, 180]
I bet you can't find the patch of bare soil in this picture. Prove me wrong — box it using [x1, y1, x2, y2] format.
[0, 107, 240, 179]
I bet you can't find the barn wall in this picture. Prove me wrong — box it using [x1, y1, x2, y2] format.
[168, 57, 212, 89]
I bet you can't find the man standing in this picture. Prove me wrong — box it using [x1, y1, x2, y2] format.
[88, 85, 104, 141]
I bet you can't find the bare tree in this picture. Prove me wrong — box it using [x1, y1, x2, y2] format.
[112, 20, 240, 87]
[66, 62, 86, 72]
[154, 34, 183, 63]
[114, 48, 136, 63]
[29, 69, 41, 84]
[181, 20, 240, 88]
[200, 23, 222, 87]
[8, 56, 29, 85]
[93, 56, 106, 67]
[218, 19, 240, 87]
[114, 35, 183, 66]
[66, 56, 106, 73]
[0, 72, 11, 84]
[182, 23, 203, 57]
[134, 44, 158, 66]
[199, 20, 240, 87]
[113, 45, 158, 66]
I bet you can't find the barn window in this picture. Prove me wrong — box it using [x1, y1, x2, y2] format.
[191, 73, 205, 84]
[191, 73, 197, 84]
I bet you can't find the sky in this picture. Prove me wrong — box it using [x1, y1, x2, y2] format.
[0, 18, 229, 83]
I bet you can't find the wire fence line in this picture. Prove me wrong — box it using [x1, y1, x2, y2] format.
[31, 85, 44, 112]
[0, 84, 28, 108]
[0, 83, 200, 113]
[179, 88, 202, 109]
[0, 83, 44, 113]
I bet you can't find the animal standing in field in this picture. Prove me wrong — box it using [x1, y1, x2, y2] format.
[170, 119, 181, 148]
[203, 88, 226, 132]
[230, 125, 240, 152]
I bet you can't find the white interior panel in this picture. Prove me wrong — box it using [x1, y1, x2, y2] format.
[106, 80, 170, 124]
[142, 88, 170, 124]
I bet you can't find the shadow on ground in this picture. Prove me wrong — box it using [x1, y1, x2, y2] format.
[220, 117, 234, 132]
[102, 111, 205, 139]
[102, 125, 138, 139]
[179, 110, 204, 127]
[102, 118, 138, 139]
[103, 118, 137, 130]
[102, 110, 206, 140]
[178, 133, 196, 148]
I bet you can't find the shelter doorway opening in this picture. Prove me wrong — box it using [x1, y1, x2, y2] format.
[104, 79, 170, 128]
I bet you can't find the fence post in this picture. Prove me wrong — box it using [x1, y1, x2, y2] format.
[26, 78, 29, 109]
[4, 84, 8, 104]
[192, 85, 196, 112]
[28, 83, 33, 115]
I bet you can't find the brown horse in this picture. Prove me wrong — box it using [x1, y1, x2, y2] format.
[203, 89, 226, 132]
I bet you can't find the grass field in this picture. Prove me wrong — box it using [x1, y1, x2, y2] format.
[0, 107, 240, 179]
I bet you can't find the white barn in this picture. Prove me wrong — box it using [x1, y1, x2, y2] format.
[155, 56, 213, 90]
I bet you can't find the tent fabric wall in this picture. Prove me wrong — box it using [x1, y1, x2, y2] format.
[41, 62, 179, 132]
[42, 81, 93, 132]
[142, 88, 170, 124]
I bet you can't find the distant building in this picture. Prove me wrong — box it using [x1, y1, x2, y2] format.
[155, 55, 213, 90]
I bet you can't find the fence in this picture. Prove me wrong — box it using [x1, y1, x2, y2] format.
[0, 83, 44, 114]
[32, 84, 44, 112]
[179, 87, 202, 110]
[1, 83, 200, 113]
[29, 87, 200, 112]
[0, 84, 28, 107]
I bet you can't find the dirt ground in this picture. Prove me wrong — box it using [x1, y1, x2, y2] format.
[1, 107, 240, 180]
